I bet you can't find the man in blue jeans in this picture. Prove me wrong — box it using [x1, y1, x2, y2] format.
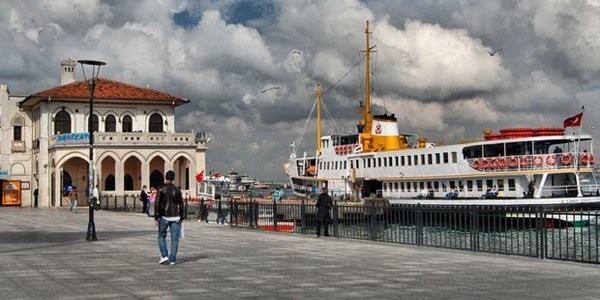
[154, 170, 184, 265]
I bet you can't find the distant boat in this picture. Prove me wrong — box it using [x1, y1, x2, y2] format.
[285, 21, 600, 206]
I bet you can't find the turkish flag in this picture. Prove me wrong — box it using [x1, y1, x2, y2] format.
[563, 112, 583, 128]
[195, 170, 204, 182]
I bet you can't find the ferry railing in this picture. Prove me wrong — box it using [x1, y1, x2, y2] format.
[225, 200, 600, 264]
[467, 152, 595, 172]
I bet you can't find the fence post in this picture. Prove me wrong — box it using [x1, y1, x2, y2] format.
[300, 198, 306, 234]
[369, 201, 376, 241]
[416, 203, 422, 246]
[333, 201, 339, 237]
[538, 205, 545, 259]
[273, 200, 278, 231]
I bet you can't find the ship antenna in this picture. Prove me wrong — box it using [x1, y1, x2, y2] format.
[316, 83, 322, 155]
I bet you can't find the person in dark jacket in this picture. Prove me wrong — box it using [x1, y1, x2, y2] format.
[154, 171, 184, 265]
[315, 187, 333, 237]
[140, 185, 149, 216]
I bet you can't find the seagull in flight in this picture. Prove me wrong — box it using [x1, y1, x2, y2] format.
[292, 50, 302, 55]
[261, 86, 280, 93]
[485, 48, 502, 56]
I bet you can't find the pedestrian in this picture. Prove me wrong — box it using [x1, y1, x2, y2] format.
[93, 185, 101, 210]
[197, 198, 207, 223]
[33, 188, 39, 208]
[154, 170, 184, 265]
[217, 200, 227, 225]
[68, 186, 78, 213]
[140, 185, 149, 216]
[148, 187, 156, 217]
[315, 187, 333, 237]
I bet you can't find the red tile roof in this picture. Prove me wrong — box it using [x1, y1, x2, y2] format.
[20, 78, 189, 107]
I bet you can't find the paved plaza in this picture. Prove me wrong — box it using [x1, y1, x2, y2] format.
[1, 207, 600, 299]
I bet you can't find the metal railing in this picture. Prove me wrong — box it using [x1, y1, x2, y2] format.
[225, 200, 600, 264]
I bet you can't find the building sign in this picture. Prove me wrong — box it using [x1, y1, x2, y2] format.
[2, 181, 21, 206]
[0, 170, 7, 179]
[56, 133, 90, 145]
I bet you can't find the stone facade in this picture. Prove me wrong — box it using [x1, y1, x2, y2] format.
[0, 59, 208, 207]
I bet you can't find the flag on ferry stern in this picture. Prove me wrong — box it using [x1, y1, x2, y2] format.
[563, 112, 583, 128]
[195, 170, 204, 182]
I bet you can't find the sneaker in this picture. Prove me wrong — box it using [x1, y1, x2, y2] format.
[169, 262, 176, 265]
[158, 256, 169, 264]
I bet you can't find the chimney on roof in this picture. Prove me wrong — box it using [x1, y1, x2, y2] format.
[61, 58, 77, 85]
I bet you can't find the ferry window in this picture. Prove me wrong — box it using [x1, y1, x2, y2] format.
[508, 179, 516, 191]
[362, 159, 366, 168]
[435, 153, 440, 164]
[367, 159, 371, 168]
[389, 157, 393, 167]
[421, 154, 426, 165]
[400, 182, 404, 192]
[413, 182, 418, 192]
[343, 161, 347, 170]
[381, 157, 385, 167]
[477, 180, 483, 191]
[419, 182, 425, 191]
[484, 144, 503, 157]
[350, 161, 354, 169]
[395, 156, 398, 166]
[407, 156, 411, 166]
[401, 156, 405, 166]
[486, 180, 493, 190]
[434, 181, 439, 191]
[428, 154, 433, 165]
[414, 155, 419, 165]
[497, 179, 504, 191]
[467, 180, 473, 192]
[459, 180, 465, 191]
[452, 152, 458, 163]
[394, 182, 399, 190]
[443, 152, 449, 163]
[449, 181, 456, 189]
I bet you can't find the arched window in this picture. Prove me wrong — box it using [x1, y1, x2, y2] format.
[149, 113, 163, 133]
[122, 115, 133, 132]
[90, 114, 99, 132]
[105, 115, 116, 132]
[54, 111, 71, 134]
[104, 174, 115, 191]
[124, 174, 134, 191]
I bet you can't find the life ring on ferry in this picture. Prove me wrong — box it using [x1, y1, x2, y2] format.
[533, 156, 543, 167]
[519, 156, 531, 168]
[507, 156, 518, 168]
[546, 155, 556, 166]
[495, 157, 506, 168]
[488, 158, 497, 169]
[481, 159, 490, 169]
[580, 153, 595, 165]
[472, 159, 482, 170]
[560, 153, 572, 166]
[346, 145, 352, 154]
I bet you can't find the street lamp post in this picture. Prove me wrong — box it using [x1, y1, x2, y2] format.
[78, 60, 106, 241]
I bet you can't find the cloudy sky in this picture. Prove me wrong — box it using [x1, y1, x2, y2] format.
[1, 0, 600, 181]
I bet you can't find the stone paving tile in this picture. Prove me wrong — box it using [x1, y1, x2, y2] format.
[2, 207, 600, 299]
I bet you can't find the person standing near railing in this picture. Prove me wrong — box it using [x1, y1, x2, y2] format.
[315, 187, 333, 237]
[140, 185, 149, 216]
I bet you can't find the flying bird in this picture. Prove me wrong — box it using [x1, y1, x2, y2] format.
[261, 86, 280, 93]
[485, 48, 502, 56]
[292, 50, 302, 55]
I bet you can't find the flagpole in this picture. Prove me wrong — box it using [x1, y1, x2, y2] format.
[575, 106, 585, 197]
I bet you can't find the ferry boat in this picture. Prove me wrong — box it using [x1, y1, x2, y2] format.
[285, 21, 600, 206]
